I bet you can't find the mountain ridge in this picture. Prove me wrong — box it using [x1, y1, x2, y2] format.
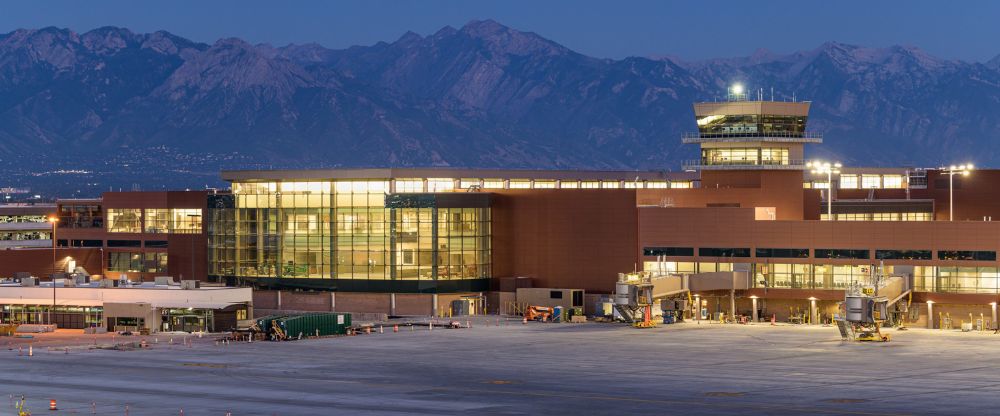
[1, 20, 999, 195]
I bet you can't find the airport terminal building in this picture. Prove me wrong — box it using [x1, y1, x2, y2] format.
[3, 90, 1000, 325]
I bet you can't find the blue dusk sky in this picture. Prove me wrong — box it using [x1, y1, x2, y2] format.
[1, 0, 998, 61]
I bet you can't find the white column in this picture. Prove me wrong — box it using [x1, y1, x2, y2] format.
[432, 294, 439, 317]
[276, 291, 282, 310]
[751, 297, 759, 322]
[694, 295, 701, 321]
[810, 299, 818, 325]
[330, 292, 336, 311]
[390, 293, 396, 316]
[992, 303, 997, 330]
[927, 301, 934, 329]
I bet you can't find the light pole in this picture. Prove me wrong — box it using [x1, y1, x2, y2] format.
[941, 164, 973, 221]
[807, 161, 842, 220]
[47, 216, 59, 325]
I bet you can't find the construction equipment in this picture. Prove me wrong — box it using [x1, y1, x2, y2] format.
[524, 306, 553, 322]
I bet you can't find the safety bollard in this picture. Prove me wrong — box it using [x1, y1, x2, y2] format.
[429, 322, 433, 331]
[28, 346, 32, 357]
[379, 325, 384, 334]
[18, 346, 22, 356]
[522, 317, 527, 324]
[771, 314, 776, 326]
[467, 320, 471, 328]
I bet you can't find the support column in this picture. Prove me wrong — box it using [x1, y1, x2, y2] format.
[277, 291, 282, 310]
[927, 301, 934, 329]
[810, 298, 818, 325]
[694, 295, 701, 321]
[432, 294, 439, 317]
[751, 297, 759, 323]
[330, 292, 336, 312]
[729, 289, 736, 323]
[390, 293, 396, 316]
[992, 302, 997, 330]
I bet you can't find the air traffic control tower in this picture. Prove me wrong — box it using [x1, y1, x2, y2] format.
[681, 85, 821, 171]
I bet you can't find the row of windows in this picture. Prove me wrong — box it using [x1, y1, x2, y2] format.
[644, 262, 1000, 294]
[0, 215, 48, 224]
[56, 239, 167, 248]
[106, 208, 202, 234]
[805, 174, 907, 190]
[819, 213, 933, 221]
[233, 179, 695, 194]
[696, 114, 807, 136]
[643, 247, 997, 261]
[701, 148, 790, 166]
[107, 252, 168, 273]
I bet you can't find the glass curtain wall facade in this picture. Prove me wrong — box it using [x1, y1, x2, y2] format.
[210, 181, 491, 291]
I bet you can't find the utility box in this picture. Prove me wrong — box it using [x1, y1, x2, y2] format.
[181, 280, 201, 290]
[155, 276, 177, 286]
[19, 277, 38, 287]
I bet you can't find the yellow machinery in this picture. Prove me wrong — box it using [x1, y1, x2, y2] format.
[271, 320, 287, 341]
[524, 306, 553, 322]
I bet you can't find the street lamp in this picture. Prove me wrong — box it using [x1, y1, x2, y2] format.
[807, 161, 842, 220]
[941, 164, 973, 221]
[47, 216, 59, 325]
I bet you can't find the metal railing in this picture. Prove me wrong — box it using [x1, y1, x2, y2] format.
[682, 159, 807, 170]
[681, 131, 823, 143]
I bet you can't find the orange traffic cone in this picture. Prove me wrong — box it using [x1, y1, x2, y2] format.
[522, 317, 528, 324]
[393, 325, 398, 333]
[50, 399, 57, 410]
[771, 314, 776, 326]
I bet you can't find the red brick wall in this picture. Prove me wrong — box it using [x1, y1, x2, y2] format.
[0, 248, 102, 278]
[491, 189, 638, 293]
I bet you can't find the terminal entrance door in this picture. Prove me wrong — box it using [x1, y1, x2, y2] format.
[161, 308, 214, 332]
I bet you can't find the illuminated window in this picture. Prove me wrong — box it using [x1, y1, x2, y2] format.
[482, 179, 504, 189]
[812, 181, 830, 189]
[234, 182, 276, 194]
[394, 179, 424, 193]
[144, 209, 169, 233]
[509, 180, 531, 189]
[861, 175, 881, 189]
[624, 181, 640, 189]
[601, 181, 620, 189]
[280, 182, 329, 193]
[170, 209, 202, 234]
[670, 181, 692, 189]
[882, 175, 903, 189]
[559, 181, 579, 189]
[459, 179, 481, 189]
[107, 209, 142, 233]
[647, 181, 668, 189]
[426, 179, 455, 192]
[533, 180, 556, 189]
[839, 175, 858, 189]
[580, 181, 599, 189]
[872, 213, 899, 221]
